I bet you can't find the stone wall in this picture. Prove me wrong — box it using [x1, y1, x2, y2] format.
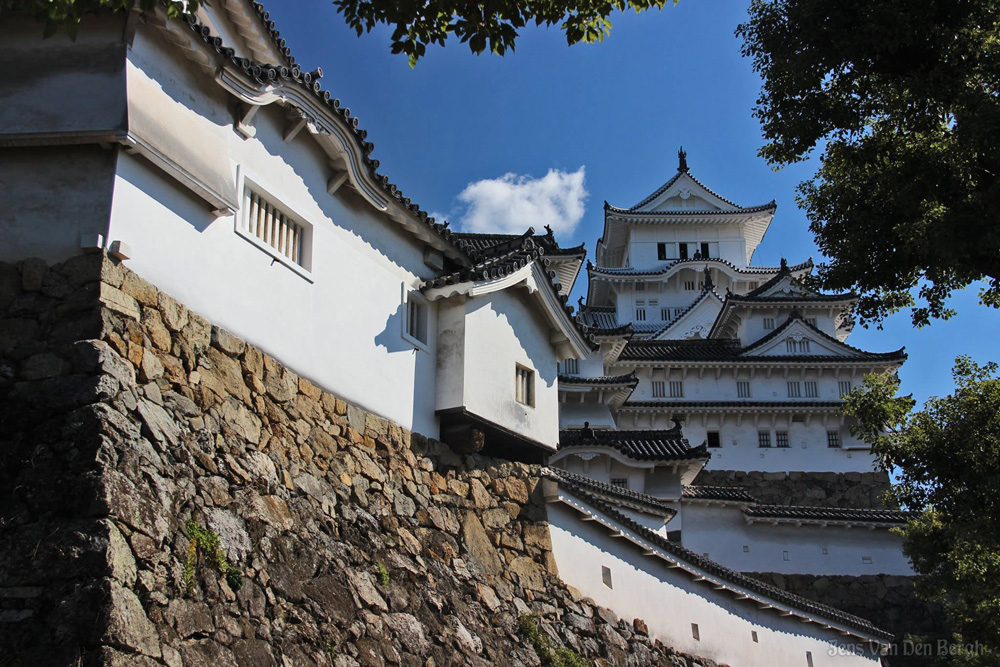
[694, 469, 894, 509]
[748, 573, 947, 667]
[0, 253, 721, 666]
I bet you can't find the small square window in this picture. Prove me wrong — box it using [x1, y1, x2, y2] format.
[807, 651, 814, 667]
[751, 630, 759, 643]
[602, 565, 613, 588]
[743, 545, 750, 553]
[562, 358, 579, 375]
[758, 431, 772, 448]
[635, 282, 646, 291]
[775, 431, 789, 448]
[610, 477, 629, 489]
[862, 556, 873, 565]
[691, 623, 700, 641]
[707, 431, 721, 448]
[822, 547, 829, 555]
[515, 365, 535, 407]
[827, 430, 841, 448]
[403, 290, 429, 348]
[783, 550, 790, 561]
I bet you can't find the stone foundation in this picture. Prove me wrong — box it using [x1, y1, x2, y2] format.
[0, 253, 721, 666]
[694, 469, 894, 509]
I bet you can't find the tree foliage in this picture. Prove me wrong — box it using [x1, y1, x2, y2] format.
[738, 0, 1000, 326]
[844, 358, 1000, 664]
[334, 0, 674, 66]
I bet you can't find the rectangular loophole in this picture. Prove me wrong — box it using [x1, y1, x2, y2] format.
[806, 651, 814, 667]
[691, 623, 700, 641]
[751, 630, 758, 643]
[601, 566, 613, 589]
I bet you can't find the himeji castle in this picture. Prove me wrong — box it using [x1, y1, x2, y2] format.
[549, 150, 912, 586]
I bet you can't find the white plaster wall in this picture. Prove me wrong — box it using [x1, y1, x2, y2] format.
[742, 308, 842, 343]
[549, 502, 884, 667]
[460, 290, 560, 448]
[680, 504, 914, 576]
[626, 223, 747, 269]
[105, 27, 441, 435]
[558, 401, 616, 429]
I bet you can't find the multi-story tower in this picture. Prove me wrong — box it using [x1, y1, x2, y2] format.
[558, 150, 906, 508]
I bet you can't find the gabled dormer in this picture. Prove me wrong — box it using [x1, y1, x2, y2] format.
[740, 313, 905, 365]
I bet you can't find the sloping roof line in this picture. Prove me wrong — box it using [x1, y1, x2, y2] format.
[176, 8, 472, 263]
[546, 468, 677, 518]
[617, 167, 764, 213]
[647, 287, 722, 340]
[550, 480, 895, 642]
[587, 258, 813, 277]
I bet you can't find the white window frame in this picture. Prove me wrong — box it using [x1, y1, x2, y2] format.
[804, 381, 818, 398]
[236, 168, 314, 282]
[787, 381, 802, 398]
[401, 288, 430, 352]
[651, 380, 666, 398]
[562, 358, 579, 375]
[838, 380, 853, 397]
[669, 380, 684, 398]
[763, 317, 775, 330]
[515, 364, 535, 407]
[737, 380, 752, 398]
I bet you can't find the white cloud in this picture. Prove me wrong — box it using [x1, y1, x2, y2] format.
[453, 167, 588, 236]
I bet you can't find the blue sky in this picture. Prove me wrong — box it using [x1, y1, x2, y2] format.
[268, 0, 999, 407]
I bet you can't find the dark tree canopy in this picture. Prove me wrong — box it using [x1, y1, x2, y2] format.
[738, 0, 1000, 326]
[844, 359, 1000, 664]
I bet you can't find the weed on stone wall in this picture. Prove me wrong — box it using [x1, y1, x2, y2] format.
[184, 519, 243, 593]
[518, 615, 590, 667]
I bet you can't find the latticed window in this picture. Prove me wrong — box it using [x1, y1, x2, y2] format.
[669, 381, 684, 398]
[786, 339, 811, 353]
[562, 358, 579, 375]
[763, 318, 775, 330]
[787, 381, 802, 398]
[804, 381, 818, 398]
[243, 186, 306, 266]
[758, 431, 772, 448]
[827, 430, 841, 448]
[776, 431, 789, 448]
[838, 380, 853, 397]
[737, 381, 751, 398]
[651, 381, 666, 398]
[684, 280, 696, 291]
[610, 477, 629, 489]
[404, 292, 429, 347]
[635, 300, 646, 321]
[515, 366, 534, 406]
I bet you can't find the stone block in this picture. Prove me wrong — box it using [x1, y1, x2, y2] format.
[100, 283, 141, 320]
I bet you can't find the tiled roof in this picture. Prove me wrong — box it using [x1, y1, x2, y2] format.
[605, 201, 778, 217]
[559, 427, 708, 462]
[619, 339, 743, 362]
[744, 505, 910, 524]
[451, 229, 585, 258]
[611, 166, 772, 213]
[551, 483, 894, 642]
[726, 259, 853, 302]
[587, 257, 812, 277]
[682, 485, 756, 502]
[545, 468, 676, 518]
[576, 304, 621, 329]
[558, 373, 638, 387]
[622, 400, 845, 410]
[174, 8, 466, 262]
